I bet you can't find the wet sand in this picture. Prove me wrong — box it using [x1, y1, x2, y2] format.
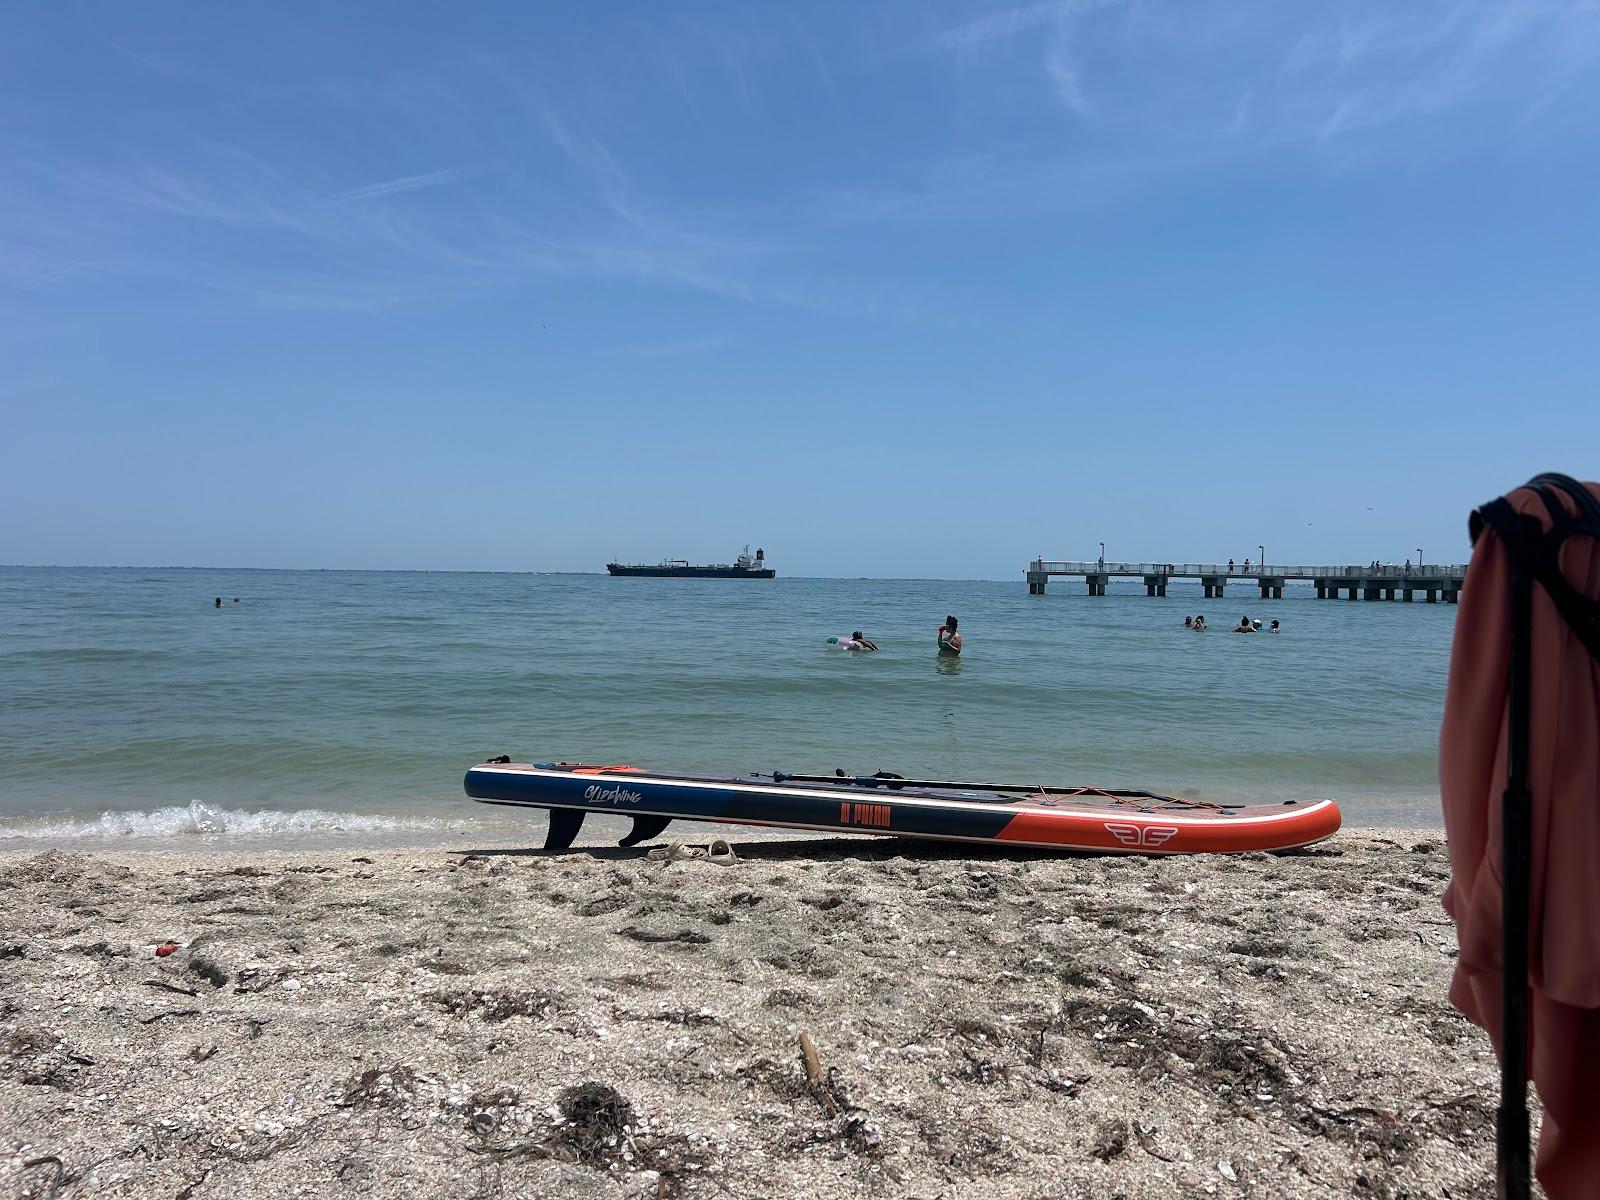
[0, 830, 1503, 1199]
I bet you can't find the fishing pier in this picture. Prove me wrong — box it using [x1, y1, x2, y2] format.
[1026, 559, 1466, 602]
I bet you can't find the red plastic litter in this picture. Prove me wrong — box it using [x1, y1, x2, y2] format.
[154, 942, 179, 957]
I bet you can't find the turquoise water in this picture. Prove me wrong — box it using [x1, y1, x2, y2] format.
[0, 567, 1456, 846]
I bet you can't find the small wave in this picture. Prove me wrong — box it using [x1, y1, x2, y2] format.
[0, 800, 480, 842]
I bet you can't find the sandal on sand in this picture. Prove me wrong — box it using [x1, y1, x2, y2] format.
[707, 839, 737, 865]
[647, 841, 699, 863]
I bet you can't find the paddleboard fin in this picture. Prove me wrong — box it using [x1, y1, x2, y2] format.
[619, 815, 673, 847]
[544, 808, 585, 851]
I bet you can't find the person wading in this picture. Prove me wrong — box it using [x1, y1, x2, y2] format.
[937, 616, 962, 657]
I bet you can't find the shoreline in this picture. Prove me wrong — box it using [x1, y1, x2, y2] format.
[0, 828, 1498, 1198]
[0, 802, 1450, 857]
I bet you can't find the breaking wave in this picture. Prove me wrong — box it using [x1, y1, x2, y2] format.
[0, 800, 483, 842]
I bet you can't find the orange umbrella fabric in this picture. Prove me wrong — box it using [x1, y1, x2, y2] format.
[1441, 475, 1600, 1199]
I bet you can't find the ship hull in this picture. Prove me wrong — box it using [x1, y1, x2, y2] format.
[606, 565, 775, 578]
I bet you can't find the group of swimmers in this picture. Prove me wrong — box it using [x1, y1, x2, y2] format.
[827, 615, 963, 657]
[828, 608, 1292, 653]
[835, 608, 1288, 653]
[1185, 614, 1279, 634]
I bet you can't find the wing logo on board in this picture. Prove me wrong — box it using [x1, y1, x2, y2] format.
[1104, 823, 1179, 848]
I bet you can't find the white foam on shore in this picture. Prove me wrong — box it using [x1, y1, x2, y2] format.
[0, 800, 483, 843]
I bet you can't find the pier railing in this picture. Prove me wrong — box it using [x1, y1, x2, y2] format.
[1032, 561, 1465, 580]
[1026, 557, 1467, 602]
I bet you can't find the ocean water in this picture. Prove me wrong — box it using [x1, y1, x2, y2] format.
[0, 567, 1458, 849]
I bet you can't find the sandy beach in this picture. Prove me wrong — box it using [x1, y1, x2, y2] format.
[0, 829, 1502, 1199]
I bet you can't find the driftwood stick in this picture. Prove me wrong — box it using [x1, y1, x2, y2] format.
[798, 1031, 841, 1116]
[798, 1031, 823, 1087]
[144, 980, 200, 997]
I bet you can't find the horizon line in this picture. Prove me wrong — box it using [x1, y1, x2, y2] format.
[0, 563, 1023, 583]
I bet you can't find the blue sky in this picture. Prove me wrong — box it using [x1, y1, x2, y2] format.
[3, 2, 1597, 577]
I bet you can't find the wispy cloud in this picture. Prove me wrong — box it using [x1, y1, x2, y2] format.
[51, 157, 314, 235]
[1253, 2, 1600, 167]
[864, 0, 1600, 221]
[1220, 88, 1256, 137]
[535, 108, 625, 189]
[4, 58, 815, 316]
[77, 12, 197, 81]
[11, 3, 1600, 325]
[491, 218, 801, 310]
[917, 0, 1114, 54]
[10, 260, 101, 290]
[332, 166, 476, 204]
[1044, 35, 1091, 117]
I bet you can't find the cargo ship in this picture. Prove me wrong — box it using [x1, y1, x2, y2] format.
[606, 545, 774, 579]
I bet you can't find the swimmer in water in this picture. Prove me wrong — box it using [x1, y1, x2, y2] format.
[1184, 616, 1194, 628]
[827, 631, 879, 651]
[1193, 615, 1206, 631]
[1269, 619, 1280, 633]
[937, 615, 962, 656]
[1234, 614, 1256, 633]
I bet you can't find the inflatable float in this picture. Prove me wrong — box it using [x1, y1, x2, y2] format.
[463, 760, 1341, 854]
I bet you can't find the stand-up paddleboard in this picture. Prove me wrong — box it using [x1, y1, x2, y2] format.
[463, 760, 1342, 854]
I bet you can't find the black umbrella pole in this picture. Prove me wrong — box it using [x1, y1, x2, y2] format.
[1498, 559, 1534, 1200]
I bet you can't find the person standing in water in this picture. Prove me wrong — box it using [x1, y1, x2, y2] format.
[937, 615, 962, 656]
